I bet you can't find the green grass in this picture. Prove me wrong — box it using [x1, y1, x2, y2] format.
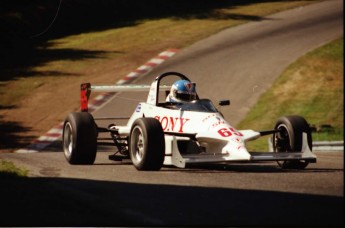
[237, 38, 344, 151]
[0, 160, 28, 178]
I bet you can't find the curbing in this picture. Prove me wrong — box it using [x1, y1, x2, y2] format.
[15, 49, 179, 153]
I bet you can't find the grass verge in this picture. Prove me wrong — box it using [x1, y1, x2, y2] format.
[0, 160, 28, 178]
[1, 1, 318, 107]
[237, 38, 344, 151]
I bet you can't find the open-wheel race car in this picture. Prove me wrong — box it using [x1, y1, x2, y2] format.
[62, 72, 317, 170]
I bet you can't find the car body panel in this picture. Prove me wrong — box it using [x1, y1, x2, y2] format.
[81, 72, 317, 168]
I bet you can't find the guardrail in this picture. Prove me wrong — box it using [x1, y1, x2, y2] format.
[312, 141, 344, 152]
[268, 139, 344, 152]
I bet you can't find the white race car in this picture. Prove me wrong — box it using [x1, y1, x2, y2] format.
[62, 72, 317, 170]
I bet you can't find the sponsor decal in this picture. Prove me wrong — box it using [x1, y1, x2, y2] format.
[202, 114, 228, 128]
[155, 116, 190, 132]
[202, 113, 217, 122]
[217, 127, 243, 137]
[211, 116, 226, 127]
[184, 81, 194, 91]
[232, 137, 242, 143]
[135, 104, 141, 112]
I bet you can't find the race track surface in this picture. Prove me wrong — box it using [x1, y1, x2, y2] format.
[0, 0, 343, 226]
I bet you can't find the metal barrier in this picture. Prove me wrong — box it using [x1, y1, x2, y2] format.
[312, 141, 344, 152]
[268, 138, 344, 152]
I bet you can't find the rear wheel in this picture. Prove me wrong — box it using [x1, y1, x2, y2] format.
[129, 118, 165, 171]
[273, 115, 312, 169]
[63, 112, 97, 164]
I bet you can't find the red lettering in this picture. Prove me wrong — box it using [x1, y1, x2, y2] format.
[212, 121, 225, 128]
[218, 127, 243, 137]
[169, 117, 178, 131]
[229, 127, 243, 136]
[218, 128, 232, 137]
[202, 114, 216, 122]
[161, 116, 168, 130]
[154, 116, 189, 133]
[179, 118, 190, 133]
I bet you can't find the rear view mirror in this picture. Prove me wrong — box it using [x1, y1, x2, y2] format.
[219, 100, 230, 106]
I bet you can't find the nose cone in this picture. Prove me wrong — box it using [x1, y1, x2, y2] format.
[222, 142, 251, 161]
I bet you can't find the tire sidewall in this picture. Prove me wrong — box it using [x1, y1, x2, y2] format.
[275, 117, 301, 152]
[130, 123, 147, 167]
[129, 118, 165, 171]
[63, 120, 76, 162]
[63, 112, 97, 164]
[273, 115, 312, 169]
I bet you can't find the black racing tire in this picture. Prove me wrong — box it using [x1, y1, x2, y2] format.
[129, 118, 165, 171]
[273, 115, 312, 169]
[62, 112, 97, 164]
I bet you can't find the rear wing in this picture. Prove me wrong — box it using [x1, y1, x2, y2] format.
[80, 83, 170, 112]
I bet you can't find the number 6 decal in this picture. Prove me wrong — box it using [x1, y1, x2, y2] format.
[218, 128, 232, 137]
[218, 127, 243, 137]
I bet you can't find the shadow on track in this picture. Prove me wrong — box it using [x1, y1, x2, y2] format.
[0, 111, 35, 150]
[0, 175, 343, 226]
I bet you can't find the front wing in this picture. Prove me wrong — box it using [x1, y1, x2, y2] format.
[166, 133, 317, 168]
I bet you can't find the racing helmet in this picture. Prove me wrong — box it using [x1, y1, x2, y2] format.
[166, 79, 197, 102]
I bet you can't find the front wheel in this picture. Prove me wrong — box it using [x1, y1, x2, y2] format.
[273, 115, 312, 169]
[129, 118, 165, 171]
[62, 112, 97, 164]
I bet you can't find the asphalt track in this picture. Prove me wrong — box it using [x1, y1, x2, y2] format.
[0, 0, 343, 226]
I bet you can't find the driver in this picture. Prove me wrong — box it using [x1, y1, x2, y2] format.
[166, 79, 197, 103]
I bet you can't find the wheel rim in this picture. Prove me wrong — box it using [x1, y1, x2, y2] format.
[274, 124, 291, 152]
[63, 122, 73, 157]
[274, 124, 290, 167]
[132, 126, 145, 163]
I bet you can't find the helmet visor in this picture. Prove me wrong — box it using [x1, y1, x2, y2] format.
[175, 91, 197, 101]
